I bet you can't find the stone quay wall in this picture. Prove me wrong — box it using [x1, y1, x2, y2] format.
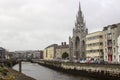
[32, 60, 120, 80]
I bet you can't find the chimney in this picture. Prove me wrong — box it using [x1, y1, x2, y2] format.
[61, 42, 64, 46]
[64, 42, 66, 46]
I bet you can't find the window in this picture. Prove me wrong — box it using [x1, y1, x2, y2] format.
[106, 56, 107, 60]
[46, 50, 48, 57]
[105, 41, 106, 47]
[113, 33, 115, 37]
[119, 55, 120, 61]
[113, 40, 115, 45]
[105, 48, 107, 53]
[100, 42, 103, 45]
[114, 55, 116, 60]
[114, 48, 115, 53]
[100, 35, 103, 38]
[105, 34, 107, 39]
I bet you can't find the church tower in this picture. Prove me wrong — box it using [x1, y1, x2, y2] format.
[69, 2, 88, 60]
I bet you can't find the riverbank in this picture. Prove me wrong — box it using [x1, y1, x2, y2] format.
[0, 59, 36, 80]
[0, 67, 35, 80]
[8, 68, 36, 80]
[32, 60, 120, 80]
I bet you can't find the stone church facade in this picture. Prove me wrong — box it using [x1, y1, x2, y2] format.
[69, 3, 88, 60]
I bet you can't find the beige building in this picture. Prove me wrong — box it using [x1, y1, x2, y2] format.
[56, 42, 69, 59]
[43, 42, 69, 60]
[43, 44, 57, 60]
[86, 31, 104, 60]
[103, 23, 120, 62]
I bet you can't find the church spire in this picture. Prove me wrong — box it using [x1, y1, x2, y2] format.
[75, 1, 84, 29]
[79, 1, 81, 13]
[69, 1, 88, 61]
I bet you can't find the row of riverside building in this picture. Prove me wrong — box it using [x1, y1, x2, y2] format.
[43, 24, 120, 63]
[86, 24, 120, 63]
[43, 2, 120, 63]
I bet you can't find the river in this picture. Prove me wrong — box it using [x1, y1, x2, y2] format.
[13, 62, 97, 80]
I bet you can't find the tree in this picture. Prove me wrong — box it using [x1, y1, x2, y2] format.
[62, 52, 68, 59]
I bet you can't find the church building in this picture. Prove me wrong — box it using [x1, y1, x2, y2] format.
[69, 2, 88, 61]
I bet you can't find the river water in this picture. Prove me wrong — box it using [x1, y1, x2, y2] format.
[13, 62, 97, 80]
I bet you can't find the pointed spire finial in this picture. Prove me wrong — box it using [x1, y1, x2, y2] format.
[79, 1, 81, 11]
[75, 1, 87, 30]
[78, 1, 82, 17]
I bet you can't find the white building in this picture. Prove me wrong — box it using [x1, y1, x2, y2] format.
[118, 36, 120, 63]
[103, 24, 120, 63]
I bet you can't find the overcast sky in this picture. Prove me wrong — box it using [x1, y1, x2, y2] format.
[0, 0, 120, 51]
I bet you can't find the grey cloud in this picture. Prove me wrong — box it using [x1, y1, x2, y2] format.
[80, 0, 120, 32]
[0, 0, 120, 51]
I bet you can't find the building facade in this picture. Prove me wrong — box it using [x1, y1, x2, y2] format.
[55, 42, 69, 59]
[86, 31, 104, 60]
[0, 47, 8, 66]
[117, 36, 120, 63]
[69, 3, 88, 60]
[43, 44, 57, 60]
[39, 51, 43, 59]
[0, 47, 6, 61]
[103, 23, 120, 62]
[32, 50, 43, 59]
[43, 42, 70, 60]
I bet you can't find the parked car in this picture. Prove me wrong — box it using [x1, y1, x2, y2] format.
[94, 60, 108, 64]
[80, 60, 87, 63]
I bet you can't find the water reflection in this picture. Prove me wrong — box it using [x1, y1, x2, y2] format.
[13, 62, 96, 80]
